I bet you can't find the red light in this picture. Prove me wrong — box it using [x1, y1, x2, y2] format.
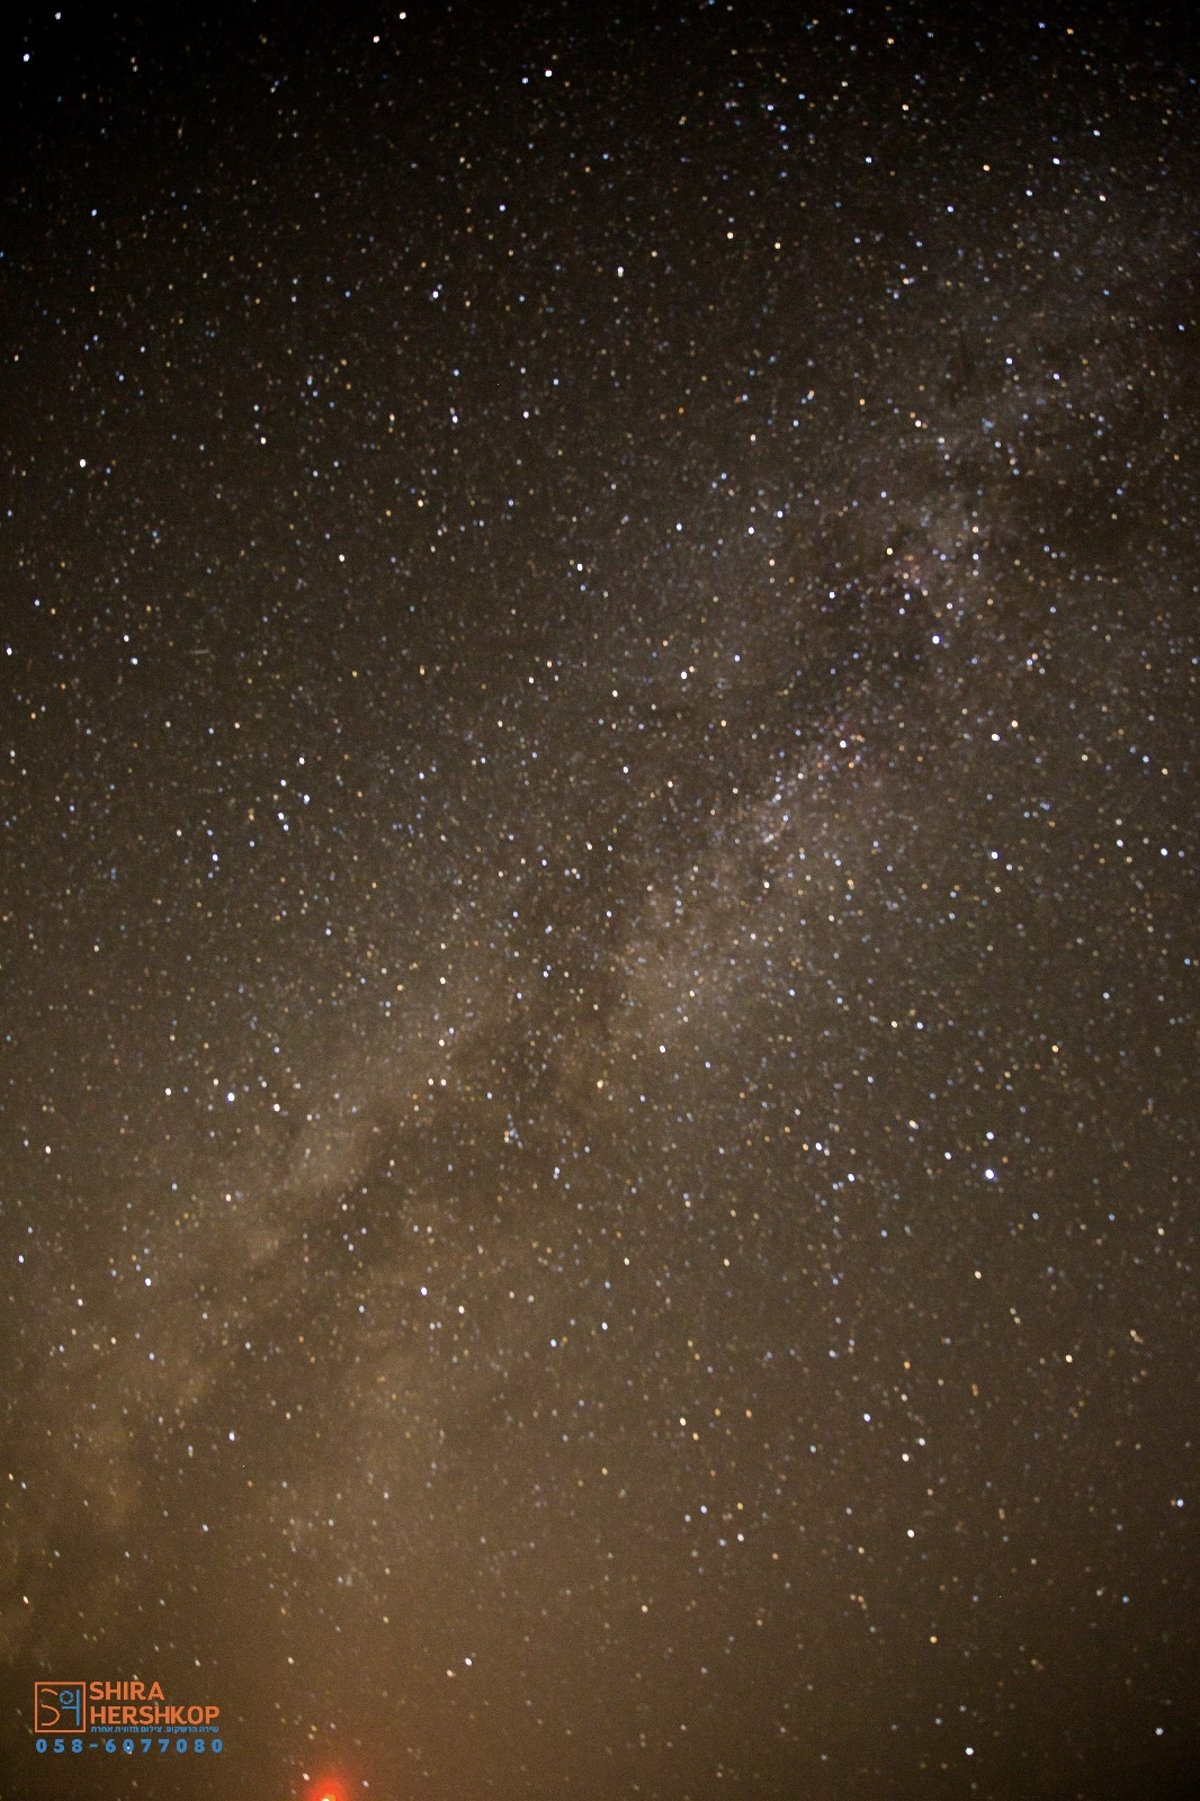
[308, 1780, 346, 1801]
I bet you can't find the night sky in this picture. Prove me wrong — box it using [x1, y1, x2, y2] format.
[2, 2, 1197, 1796]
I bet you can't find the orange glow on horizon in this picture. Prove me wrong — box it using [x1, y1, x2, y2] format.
[307, 1779, 346, 1801]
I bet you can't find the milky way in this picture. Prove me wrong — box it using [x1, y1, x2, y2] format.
[2, 3, 1197, 1796]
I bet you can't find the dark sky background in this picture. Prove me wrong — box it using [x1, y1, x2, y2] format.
[1, 2, 1197, 1796]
